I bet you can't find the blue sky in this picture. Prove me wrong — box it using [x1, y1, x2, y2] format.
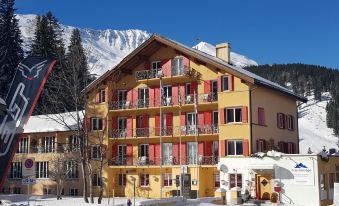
[16, 0, 339, 69]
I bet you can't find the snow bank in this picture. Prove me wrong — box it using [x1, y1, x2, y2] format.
[23, 112, 83, 133]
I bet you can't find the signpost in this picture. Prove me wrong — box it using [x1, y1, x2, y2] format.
[22, 158, 35, 206]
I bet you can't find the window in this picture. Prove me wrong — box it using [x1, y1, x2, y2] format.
[138, 88, 149, 108]
[213, 111, 219, 133]
[118, 90, 127, 108]
[222, 76, 229, 91]
[329, 173, 335, 189]
[17, 138, 28, 153]
[98, 89, 105, 103]
[36, 162, 49, 178]
[287, 115, 294, 130]
[117, 145, 127, 165]
[42, 136, 55, 153]
[213, 141, 219, 163]
[91, 145, 102, 159]
[91, 118, 103, 131]
[162, 143, 173, 165]
[187, 142, 198, 164]
[140, 174, 150, 187]
[93, 173, 102, 186]
[226, 108, 242, 123]
[257, 139, 266, 153]
[229, 174, 242, 188]
[151, 61, 161, 70]
[65, 161, 78, 179]
[162, 85, 172, 106]
[186, 113, 197, 134]
[211, 80, 218, 101]
[171, 57, 184, 76]
[118, 117, 127, 137]
[258, 108, 265, 126]
[227, 140, 243, 156]
[186, 83, 191, 97]
[277, 113, 285, 129]
[287, 142, 295, 154]
[139, 144, 149, 158]
[13, 187, 21, 194]
[118, 174, 126, 186]
[9, 162, 22, 179]
[69, 188, 78, 196]
[163, 173, 172, 186]
[43, 188, 52, 195]
[68, 135, 80, 152]
[214, 173, 220, 187]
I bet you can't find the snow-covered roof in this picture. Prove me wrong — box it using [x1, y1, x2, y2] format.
[23, 112, 83, 134]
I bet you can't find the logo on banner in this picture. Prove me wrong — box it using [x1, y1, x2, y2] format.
[18, 60, 47, 80]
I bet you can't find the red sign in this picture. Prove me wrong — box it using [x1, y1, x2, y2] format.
[274, 186, 282, 193]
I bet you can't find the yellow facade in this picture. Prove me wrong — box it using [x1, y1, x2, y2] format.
[85, 35, 304, 199]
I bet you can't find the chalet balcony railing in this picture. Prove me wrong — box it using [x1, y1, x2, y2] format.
[109, 124, 218, 139]
[135, 67, 193, 81]
[108, 155, 218, 166]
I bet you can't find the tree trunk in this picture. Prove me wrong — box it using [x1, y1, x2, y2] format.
[81, 158, 89, 203]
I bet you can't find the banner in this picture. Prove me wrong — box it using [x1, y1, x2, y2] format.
[0, 56, 56, 188]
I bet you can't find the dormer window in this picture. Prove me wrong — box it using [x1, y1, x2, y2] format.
[151, 61, 161, 70]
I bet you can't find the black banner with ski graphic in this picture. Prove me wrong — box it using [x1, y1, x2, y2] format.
[0, 56, 56, 188]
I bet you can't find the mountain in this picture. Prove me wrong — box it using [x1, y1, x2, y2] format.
[17, 14, 258, 76]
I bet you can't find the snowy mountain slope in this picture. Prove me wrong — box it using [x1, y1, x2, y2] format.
[17, 14, 151, 76]
[298, 93, 338, 153]
[193, 41, 258, 68]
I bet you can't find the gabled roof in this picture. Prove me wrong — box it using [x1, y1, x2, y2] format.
[84, 34, 307, 102]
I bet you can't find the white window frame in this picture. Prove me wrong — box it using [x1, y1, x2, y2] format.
[226, 108, 242, 123]
[222, 76, 229, 91]
[117, 144, 127, 164]
[91, 117, 103, 131]
[163, 173, 172, 187]
[214, 173, 220, 188]
[99, 89, 105, 103]
[91, 145, 102, 159]
[43, 136, 55, 153]
[258, 139, 265, 152]
[229, 173, 242, 188]
[93, 173, 102, 187]
[36, 161, 49, 179]
[171, 56, 184, 76]
[162, 143, 173, 165]
[9, 162, 22, 179]
[140, 173, 150, 187]
[17, 137, 28, 154]
[287, 142, 295, 154]
[65, 161, 78, 179]
[187, 142, 198, 164]
[151, 61, 161, 70]
[118, 173, 126, 186]
[118, 90, 127, 102]
[139, 144, 149, 158]
[227, 140, 243, 156]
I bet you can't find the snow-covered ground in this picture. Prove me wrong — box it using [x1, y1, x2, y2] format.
[0, 195, 219, 206]
[298, 93, 338, 154]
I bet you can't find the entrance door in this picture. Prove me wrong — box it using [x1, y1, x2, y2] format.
[181, 174, 191, 198]
[257, 174, 272, 200]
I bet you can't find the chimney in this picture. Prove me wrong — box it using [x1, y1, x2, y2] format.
[216, 43, 231, 63]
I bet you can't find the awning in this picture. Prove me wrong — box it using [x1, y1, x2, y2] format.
[246, 164, 276, 170]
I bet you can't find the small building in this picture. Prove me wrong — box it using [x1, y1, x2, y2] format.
[218, 153, 339, 206]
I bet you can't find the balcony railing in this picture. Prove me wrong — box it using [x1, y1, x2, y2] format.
[109, 92, 217, 110]
[109, 124, 219, 139]
[108, 156, 218, 166]
[135, 67, 193, 81]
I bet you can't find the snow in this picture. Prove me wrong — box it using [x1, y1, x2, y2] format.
[193, 41, 258, 68]
[23, 112, 82, 133]
[298, 92, 338, 154]
[0, 195, 219, 206]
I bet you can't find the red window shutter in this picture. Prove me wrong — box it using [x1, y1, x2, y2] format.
[142, 115, 149, 128]
[112, 144, 117, 158]
[204, 111, 212, 126]
[127, 116, 133, 137]
[183, 56, 190, 68]
[179, 84, 185, 105]
[95, 92, 100, 103]
[198, 112, 204, 126]
[127, 89, 133, 104]
[144, 61, 150, 70]
[166, 113, 173, 135]
[102, 118, 106, 130]
[198, 142, 204, 156]
[190, 81, 198, 95]
[161, 59, 171, 77]
[149, 87, 155, 107]
[219, 108, 225, 124]
[181, 142, 186, 164]
[204, 80, 211, 94]
[149, 144, 155, 164]
[172, 85, 179, 105]
[155, 144, 160, 165]
[126, 144, 133, 165]
[242, 106, 248, 123]
[219, 140, 226, 157]
[173, 143, 179, 164]
[155, 114, 160, 136]
[205, 141, 213, 156]
[132, 89, 138, 106]
[112, 117, 117, 130]
[217, 76, 222, 92]
[228, 74, 234, 91]
[155, 87, 160, 107]
[243, 139, 249, 156]
[181, 112, 186, 135]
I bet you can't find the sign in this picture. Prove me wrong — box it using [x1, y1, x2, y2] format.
[22, 158, 35, 177]
[0, 57, 56, 189]
[180, 165, 188, 174]
[288, 159, 315, 186]
[22, 178, 36, 185]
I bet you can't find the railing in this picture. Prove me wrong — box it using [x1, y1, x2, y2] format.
[109, 124, 219, 139]
[30, 146, 56, 153]
[108, 156, 218, 166]
[109, 93, 217, 110]
[135, 67, 192, 81]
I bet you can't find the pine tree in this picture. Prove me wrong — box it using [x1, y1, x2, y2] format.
[0, 0, 23, 97]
